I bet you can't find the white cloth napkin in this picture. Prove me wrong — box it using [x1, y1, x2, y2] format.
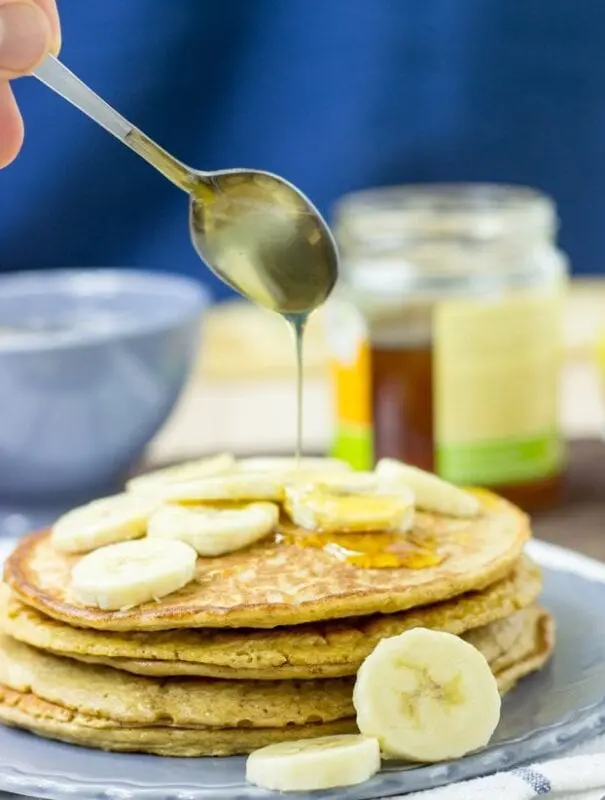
[396, 734, 605, 799]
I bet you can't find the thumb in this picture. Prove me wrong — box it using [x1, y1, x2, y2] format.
[0, 1, 52, 79]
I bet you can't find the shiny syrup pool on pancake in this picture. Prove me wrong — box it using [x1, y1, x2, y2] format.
[276, 523, 443, 569]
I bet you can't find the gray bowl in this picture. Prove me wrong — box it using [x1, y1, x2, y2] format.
[0, 269, 208, 535]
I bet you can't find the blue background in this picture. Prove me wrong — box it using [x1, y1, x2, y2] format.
[1, 0, 604, 300]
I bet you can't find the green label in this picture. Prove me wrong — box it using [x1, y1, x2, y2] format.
[330, 423, 374, 471]
[437, 432, 564, 486]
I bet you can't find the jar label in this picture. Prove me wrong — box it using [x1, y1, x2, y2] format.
[433, 290, 564, 485]
[324, 302, 373, 469]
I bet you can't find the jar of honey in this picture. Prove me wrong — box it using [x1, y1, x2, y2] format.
[326, 184, 568, 510]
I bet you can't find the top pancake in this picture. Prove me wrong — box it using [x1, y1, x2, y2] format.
[4, 492, 529, 630]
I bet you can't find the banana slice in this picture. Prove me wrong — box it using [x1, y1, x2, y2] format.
[126, 453, 235, 495]
[71, 539, 197, 611]
[154, 473, 284, 503]
[376, 459, 480, 518]
[246, 735, 380, 792]
[51, 494, 157, 554]
[238, 456, 351, 474]
[354, 628, 501, 762]
[147, 502, 279, 556]
[284, 473, 415, 533]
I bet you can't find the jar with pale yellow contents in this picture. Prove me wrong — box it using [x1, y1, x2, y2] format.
[325, 184, 568, 511]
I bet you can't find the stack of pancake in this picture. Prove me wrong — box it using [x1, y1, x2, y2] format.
[0, 468, 554, 757]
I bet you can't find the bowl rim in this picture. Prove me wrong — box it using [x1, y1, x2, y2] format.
[0, 268, 210, 353]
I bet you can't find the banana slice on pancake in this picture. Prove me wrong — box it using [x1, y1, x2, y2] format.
[376, 459, 480, 518]
[353, 628, 501, 761]
[246, 734, 381, 792]
[51, 494, 158, 554]
[147, 502, 279, 556]
[71, 538, 197, 611]
[154, 473, 284, 503]
[126, 453, 235, 495]
[284, 472, 415, 533]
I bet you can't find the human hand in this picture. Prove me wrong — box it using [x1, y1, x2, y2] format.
[0, 0, 60, 167]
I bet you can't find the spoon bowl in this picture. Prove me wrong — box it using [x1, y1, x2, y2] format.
[32, 56, 339, 318]
[189, 169, 338, 315]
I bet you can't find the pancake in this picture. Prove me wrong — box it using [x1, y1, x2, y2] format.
[4, 492, 529, 630]
[0, 687, 357, 757]
[0, 633, 353, 729]
[0, 557, 542, 680]
[0, 608, 554, 756]
[483, 607, 555, 695]
[0, 607, 551, 728]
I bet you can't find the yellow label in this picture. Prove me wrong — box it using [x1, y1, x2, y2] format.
[434, 289, 564, 485]
[331, 339, 372, 426]
[325, 301, 373, 469]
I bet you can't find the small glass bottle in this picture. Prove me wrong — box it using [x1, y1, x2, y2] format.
[326, 184, 568, 510]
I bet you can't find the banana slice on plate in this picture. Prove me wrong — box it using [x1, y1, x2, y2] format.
[238, 456, 351, 474]
[376, 459, 480, 518]
[126, 453, 235, 494]
[147, 502, 279, 556]
[51, 494, 157, 554]
[354, 628, 501, 762]
[284, 472, 415, 533]
[246, 734, 380, 792]
[71, 538, 197, 611]
[154, 473, 284, 503]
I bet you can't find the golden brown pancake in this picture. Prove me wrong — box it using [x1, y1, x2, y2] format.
[482, 608, 555, 695]
[0, 608, 554, 756]
[0, 557, 542, 680]
[0, 634, 353, 729]
[0, 686, 356, 757]
[0, 608, 550, 728]
[3, 493, 529, 630]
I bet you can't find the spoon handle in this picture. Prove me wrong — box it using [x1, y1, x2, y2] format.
[32, 55, 194, 192]
[33, 54, 133, 139]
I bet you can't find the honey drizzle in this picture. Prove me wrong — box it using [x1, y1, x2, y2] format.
[276, 525, 443, 570]
[286, 313, 307, 464]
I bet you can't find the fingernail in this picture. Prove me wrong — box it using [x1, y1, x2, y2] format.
[0, 2, 51, 73]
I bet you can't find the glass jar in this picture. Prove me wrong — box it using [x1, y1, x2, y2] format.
[326, 184, 568, 510]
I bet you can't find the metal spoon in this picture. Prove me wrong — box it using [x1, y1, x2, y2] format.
[32, 56, 338, 316]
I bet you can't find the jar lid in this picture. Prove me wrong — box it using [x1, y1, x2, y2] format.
[332, 184, 562, 301]
[334, 183, 557, 250]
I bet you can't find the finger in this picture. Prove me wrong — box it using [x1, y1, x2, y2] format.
[0, 0, 52, 80]
[32, 0, 59, 53]
[0, 80, 24, 167]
